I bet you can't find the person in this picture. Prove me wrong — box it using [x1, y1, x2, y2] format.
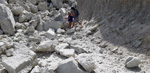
[71, 7, 82, 28]
[65, 12, 73, 28]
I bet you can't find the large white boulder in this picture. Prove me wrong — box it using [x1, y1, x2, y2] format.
[125, 56, 141, 68]
[38, 2, 48, 11]
[57, 28, 65, 34]
[35, 40, 54, 52]
[43, 20, 63, 31]
[76, 54, 95, 72]
[40, 28, 56, 40]
[51, 0, 63, 9]
[2, 44, 37, 73]
[0, 4, 15, 35]
[59, 8, 66, 15]
[59, 49, 75, 57]
[56, 57, 86, 73]
[11, 6, 24, 15]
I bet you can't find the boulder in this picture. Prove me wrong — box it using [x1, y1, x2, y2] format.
[66, 29, 74, 34]
[57, 28, 65, 34]
[76, 54, 95, 72]
[24, 11, 34, 21]
[56, 57, 86, 73]
[25, 26, 35, 35]
[54, 13, 64, 22]
[125, 56, 141, 68]
[55, 43, 69, 52]
[27, 0, 38, 5]
[0, 42, 6, 55]
[43, 20, 63, 31]
[29, 3, 38, 13]
[29, 20, 38, 28]
[35, 40, 54, 52]
[0, 0, 8, 4]
[2, 44, 37, 73]
[30, 66, 41, 73]
[59, 8, 66, 15]
[0, 4, 15, 35]
[22, 3, 31, 12]
[11, 6, 24, 15]
[51, 0, 63, 9]
[59, 49, 75, 57]
[36, 22, 44, 31]
[40, 28, 56, 40]
[38, 2, 48, 11]
[15, 22, 26, 29]
[19, 14, 26, 23]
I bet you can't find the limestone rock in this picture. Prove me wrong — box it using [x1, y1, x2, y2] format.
[29, 3, 38, 13]
[40, 28, 56, 40]
[27, 0, 38, 5]
[43, 20, 63, 31]
[35, 40, 54, 52]
[2, 44, 37, 73]
[38, 2, 48, 11]
[19, 14, 26, 23]
[66, 29, 74, 34]
[57, 28, 65, 34]
[6, 49, 14, 57]
[59, 8, 66, 15]
[36, 23, 43, 31]
[30, 66, 41, 73]
[0, 0, 8, 4]
[56, 57, 86, 73]
[76, 54, 95, 72]
[0, 4, 15, 35]
[54, 13, 64, 22]
[55, 43, 69, 52]
[51, 0, 63, 9]
[59, 49, 75, 57]
[25, 26, 35, 35]
[11, 6, 24, 15]
[125, 56, 141, 68]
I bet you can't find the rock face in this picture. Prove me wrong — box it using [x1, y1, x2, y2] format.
[56, 57, 86, 73]
[0, 4, 15, 35]
[125, 56, 141, 68]
[2, 45, 37, 73]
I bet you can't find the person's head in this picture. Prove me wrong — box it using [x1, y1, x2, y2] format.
[71, 7, 75, 11]
[68, 12, 71, 16]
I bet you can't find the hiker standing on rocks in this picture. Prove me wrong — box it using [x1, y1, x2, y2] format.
[65, 12, 73, 28]
[71, 7, 82, 28]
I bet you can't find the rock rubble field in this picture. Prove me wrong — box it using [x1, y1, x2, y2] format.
[0, 0, 150, 73]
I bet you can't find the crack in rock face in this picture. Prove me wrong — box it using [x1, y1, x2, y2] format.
[0, 0, 150, 73]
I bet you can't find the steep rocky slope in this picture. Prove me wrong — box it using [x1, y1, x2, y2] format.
[0, 0, 150, 73]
